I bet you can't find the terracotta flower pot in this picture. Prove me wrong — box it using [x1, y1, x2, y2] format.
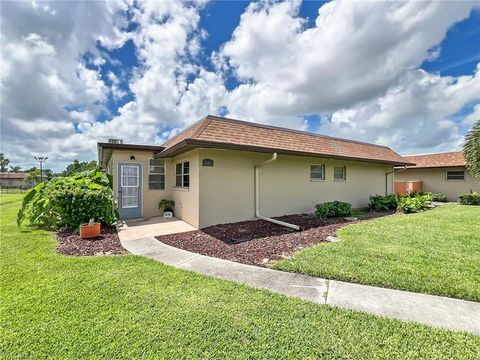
[79, 223, 101, 239]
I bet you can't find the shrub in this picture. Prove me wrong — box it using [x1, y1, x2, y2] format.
[315, 201, 352, 218]
[398, 195, 432, 214]
[159, 199, 175, 212]
[407, 191, 431, 198]
[459, 192, 480, 205]
[368, 194, 398, 212]
[431, 193, 447, 202]
[17, 170, 118, 229]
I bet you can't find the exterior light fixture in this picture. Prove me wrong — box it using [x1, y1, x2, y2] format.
[34, 156, 48, 182]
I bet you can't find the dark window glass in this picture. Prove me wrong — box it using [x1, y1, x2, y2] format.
[149, 159, 165, 190]
[175, 161, 190, 188]
[334, 166, 346, 181]
[446, 171, 465, 180]
[310, 165, 325, 180]
[202, 159, 214, 167]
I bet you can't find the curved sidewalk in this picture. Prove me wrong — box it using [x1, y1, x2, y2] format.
[121, 236, 480, 335]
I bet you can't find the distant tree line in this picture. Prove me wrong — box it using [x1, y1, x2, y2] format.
[0, 153, 98, 181]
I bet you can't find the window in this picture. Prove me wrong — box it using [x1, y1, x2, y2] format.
[446, 170, 465, 181]
[310, 164, 325, 181]
[334, 166, 346, 181]
[149, 159, 165, 190]
[175, 161, 190, 188]
[202, 158, 214, 167]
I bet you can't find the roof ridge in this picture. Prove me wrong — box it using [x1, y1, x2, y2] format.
[160, 116, 208, 147]
[205, 115, 392, 150]
[404, 150, 463, 158]
[191, 116, 213, 139]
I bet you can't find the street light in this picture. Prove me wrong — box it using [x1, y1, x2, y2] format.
[34, 156, 48, 182]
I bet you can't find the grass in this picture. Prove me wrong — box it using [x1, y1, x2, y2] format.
[1, 194, 479, 359]
[275, 205, 480, 302]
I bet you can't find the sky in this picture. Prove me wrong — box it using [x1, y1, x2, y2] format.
[1, 0, 479, 172]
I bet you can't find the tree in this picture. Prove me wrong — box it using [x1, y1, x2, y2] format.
[27, 169, 41, 184]
[9, 165, 22, 173]
[463, 119, 480, 178]
[61, 160, 98, 176]
[0, 153, 9, 172]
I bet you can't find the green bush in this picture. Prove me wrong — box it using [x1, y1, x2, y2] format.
[431, 193, 448, 202]
[368, 194, 398, 212]
[398, 195, 432, 214]
[315, 201, 352, 218]
[406, 191, 431, 198]
[17, 170, 118, 229]
[459, 192, 480, 205]
[159, 199, 175, 212]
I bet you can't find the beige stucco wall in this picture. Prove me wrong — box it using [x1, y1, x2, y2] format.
[169, 149, 200, 228]
[108, 149, 172, 219]
[0, 178, 30, 187]
[198, 149, 393, 228]
[395, 167, 480, 201]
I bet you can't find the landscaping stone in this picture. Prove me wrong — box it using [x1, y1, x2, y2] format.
[325, 236, 340, 243]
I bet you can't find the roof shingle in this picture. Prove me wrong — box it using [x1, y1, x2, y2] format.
[404, 151, 465, 168]
[0, 172, 29, 179]
[161, 115, 411, 165]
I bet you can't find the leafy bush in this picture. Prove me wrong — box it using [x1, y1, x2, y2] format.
[431, 193, 447, 202]
[406, 191, 431, 198]
[368, 194, 398, 212]
[398, 195, 432, 214]
[17, 170, 118, 229]
[459, 192, 480, 205]
[159, 199, 175, 212]
[315, 201, 352, 218]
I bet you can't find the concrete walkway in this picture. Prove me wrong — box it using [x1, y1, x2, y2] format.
[120, 236, 480, 335]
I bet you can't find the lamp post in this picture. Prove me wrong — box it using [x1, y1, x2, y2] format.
[34, 156, 48, 182]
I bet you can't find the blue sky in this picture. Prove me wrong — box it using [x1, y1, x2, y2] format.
[1, 1, 479, 171]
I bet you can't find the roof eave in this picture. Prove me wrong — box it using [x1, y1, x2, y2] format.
[158, 139, 413, 166]
[97, 142, 165, 167]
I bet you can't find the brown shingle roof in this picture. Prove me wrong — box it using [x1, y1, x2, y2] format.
[403, 151, 465, 169]
[161, 115, 411, 165]
[0, 172, 29, 179]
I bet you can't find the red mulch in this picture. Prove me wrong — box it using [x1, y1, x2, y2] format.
[156, 214, 359, 266]
[56, 226, 127, 256]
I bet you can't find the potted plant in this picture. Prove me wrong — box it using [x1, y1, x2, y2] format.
[159, 199, 175, 216]
[79, 218, 101, 239]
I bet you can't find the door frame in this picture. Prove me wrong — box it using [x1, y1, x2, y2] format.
[117, 162, 143, 219]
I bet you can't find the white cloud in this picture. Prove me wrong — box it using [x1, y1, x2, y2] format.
[219, 1, 475, 113]
[323, 66, 480, 154]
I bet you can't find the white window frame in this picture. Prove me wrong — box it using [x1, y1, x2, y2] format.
[446, 170, 465, 181]
[334, 165, 347, 181]
[310, 164, 325, 181]
[175, 161, 190, 189]
[148, 158, 165, 190]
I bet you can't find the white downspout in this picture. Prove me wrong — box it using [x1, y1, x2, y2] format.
[255, 153, 300, 231]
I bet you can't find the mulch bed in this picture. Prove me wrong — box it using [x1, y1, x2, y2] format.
[56, 226, 127, 256]
[156, 214, 390, 266]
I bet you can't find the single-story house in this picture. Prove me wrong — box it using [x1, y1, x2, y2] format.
[98, 115, 411, 229]
[395, 151, 480, 201]
[0, 172, 36, 188]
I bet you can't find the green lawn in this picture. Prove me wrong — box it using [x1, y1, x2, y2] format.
[275, 205, 480, 302]
[1, 195, 479, 359]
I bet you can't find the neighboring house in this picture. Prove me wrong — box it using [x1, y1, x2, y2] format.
[98, 115, 411, 228]
[395, 151, 480, 201]
[0, 173, 36, 188]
